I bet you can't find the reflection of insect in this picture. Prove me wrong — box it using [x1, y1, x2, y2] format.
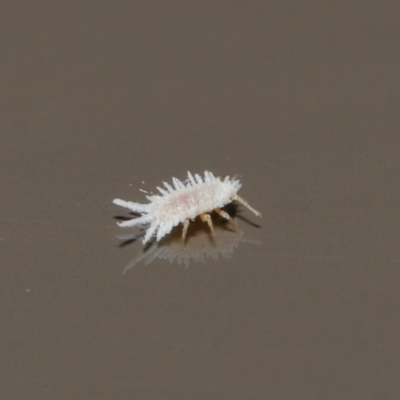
[113, 171, 261, 244]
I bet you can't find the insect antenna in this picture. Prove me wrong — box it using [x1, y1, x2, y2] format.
[232, 195, 262, 217]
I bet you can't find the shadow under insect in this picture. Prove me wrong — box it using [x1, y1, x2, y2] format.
[114, 201, 260, 248]
[114, 203, 263, 273]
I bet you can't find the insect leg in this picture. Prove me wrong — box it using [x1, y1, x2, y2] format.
[215, 207, 230, 220]
[200, 213, 215, 236]
[182, 219, 190, 243]
[215, 207, 236, 232]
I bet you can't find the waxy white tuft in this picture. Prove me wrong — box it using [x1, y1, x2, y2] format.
[113, 171, 261, 244]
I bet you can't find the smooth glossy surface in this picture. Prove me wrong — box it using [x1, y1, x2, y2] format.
[1, 2, 400, 399]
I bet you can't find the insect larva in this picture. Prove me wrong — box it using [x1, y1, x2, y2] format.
[113, 171, 261, 244]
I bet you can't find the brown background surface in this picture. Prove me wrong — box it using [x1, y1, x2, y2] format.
[1, 2, 400, 399]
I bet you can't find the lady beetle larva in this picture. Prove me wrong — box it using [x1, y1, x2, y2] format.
[113, 171, 261, 244]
